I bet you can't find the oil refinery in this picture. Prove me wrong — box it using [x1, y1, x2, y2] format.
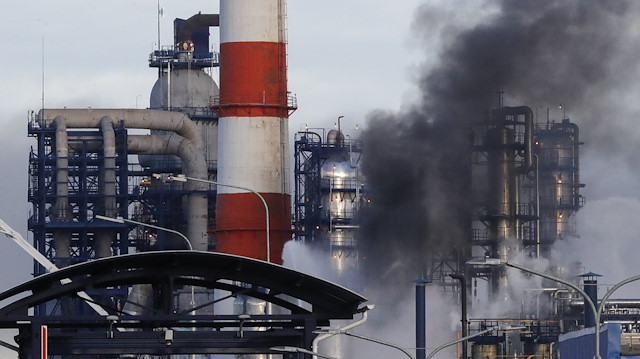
[0, 1, 639, 359]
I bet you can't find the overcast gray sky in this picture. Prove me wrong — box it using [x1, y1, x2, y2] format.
[1, 0, 640, 356]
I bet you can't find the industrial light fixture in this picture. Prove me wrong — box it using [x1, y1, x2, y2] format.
[355, 304, 375, 313]
[466, 257, 505, 266]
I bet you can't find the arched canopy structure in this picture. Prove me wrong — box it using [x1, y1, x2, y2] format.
[0, 251, 367, 357]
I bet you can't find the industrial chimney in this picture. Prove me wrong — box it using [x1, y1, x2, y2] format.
[214, 0, 295, 264]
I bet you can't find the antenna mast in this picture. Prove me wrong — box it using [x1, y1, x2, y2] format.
[157, 0, 161, 49]
[41, 37, 45, 111]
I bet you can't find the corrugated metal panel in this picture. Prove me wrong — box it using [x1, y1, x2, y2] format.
[558, 323, 621, 359]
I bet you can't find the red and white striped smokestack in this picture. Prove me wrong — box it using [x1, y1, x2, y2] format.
[215, 0, 293, 264]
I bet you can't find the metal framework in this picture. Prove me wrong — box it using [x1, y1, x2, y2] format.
[293, 131, 328, 243]
[26, 112, 217, 320]
[0, 251, 367, 358]
[28, 119, 131, 266]
[293, 132, 365, 241]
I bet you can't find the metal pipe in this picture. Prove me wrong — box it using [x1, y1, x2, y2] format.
[128, 135, 208, 250]
[37, 110, 209, 250]
[312, 306, 372, 359]
[415, 279, 429, 359]
[450, 274, 468, 359]
[494, 106, 534, 170]
[534, 154, 540, 259]
[37, 109, 204, 149]
[176, 14, 220, 45]
[95, 117, 116, 258]
[52, 117, 72, 266]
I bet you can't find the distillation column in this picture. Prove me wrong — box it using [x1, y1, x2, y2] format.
[216, 0, 292, 263]
[535, 118, 583, 255]
[482, 106, 534, 296]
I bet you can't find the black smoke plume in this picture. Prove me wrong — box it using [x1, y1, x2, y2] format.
[358, 0, 640, 294]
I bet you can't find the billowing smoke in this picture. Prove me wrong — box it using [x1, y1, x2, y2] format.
[359, 0, 640, 299]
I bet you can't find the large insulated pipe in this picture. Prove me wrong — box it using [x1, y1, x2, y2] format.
[127, 135, 208, 250]
[37, 109, 203, 149]
[177, 13, 220, 46]
[95, 117, 117, 258]
[52, 117, 72, 266]
[450, 274, 468, 359]
[494, 106, 534, 170]
[216, 0, 291, 263]
[39, 109, 209, 250]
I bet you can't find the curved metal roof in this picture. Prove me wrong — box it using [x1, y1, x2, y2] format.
[0, 250, 367, 319]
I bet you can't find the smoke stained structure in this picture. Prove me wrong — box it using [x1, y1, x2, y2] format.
[360, 0, 640, 298]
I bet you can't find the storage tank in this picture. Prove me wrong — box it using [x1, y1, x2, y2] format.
[472, 344, 500, 359]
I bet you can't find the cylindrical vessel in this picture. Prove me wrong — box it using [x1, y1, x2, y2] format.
[321, 154, 360, 278]
[472, 344, 499, 359]
[535, 119, 581, 256]
[487, 126, 516, 294]
[415, 279, 428, 359]
[524, 343, 550, 359]
[215, 0, 291, 263]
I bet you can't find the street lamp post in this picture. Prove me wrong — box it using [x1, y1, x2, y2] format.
[95, 215, 192, 250]
[164, 174, 271, 262]
[467, 258, 631, 359]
